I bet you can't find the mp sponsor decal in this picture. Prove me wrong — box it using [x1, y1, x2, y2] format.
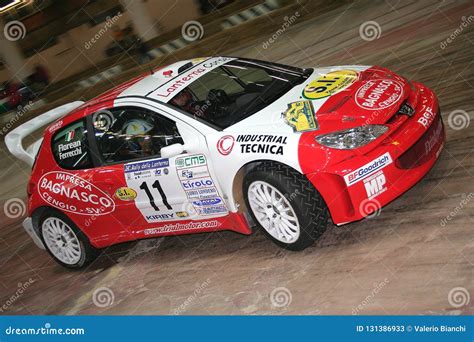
[217, 135, 235, 155]
[344, 153, 393, 186]
[236, 134, 287, 155]
[143, 220, 220, 235]
[355, 79, 403, 110]
[151, 57, 234, 101]
[363, 170, 387, 199]
[38, 171, 115, 215]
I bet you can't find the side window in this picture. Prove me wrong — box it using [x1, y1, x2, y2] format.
[52, 119, 93, 169]
[92, 107, 184, 164]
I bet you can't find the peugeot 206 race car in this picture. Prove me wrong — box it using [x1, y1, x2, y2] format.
[6, 57, 445, 268]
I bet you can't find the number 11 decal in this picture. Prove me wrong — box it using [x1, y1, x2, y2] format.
[139, 180, 172, 211]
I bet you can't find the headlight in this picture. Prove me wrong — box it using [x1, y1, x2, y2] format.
[315, 125, 388, 149]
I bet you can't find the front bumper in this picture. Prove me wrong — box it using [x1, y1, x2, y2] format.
[23, 217, 45, 249]
[308, 83, 445, 224]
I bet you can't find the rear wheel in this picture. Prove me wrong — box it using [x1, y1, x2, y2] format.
[40, 211, 99, 269]
[243, 162, 328, 251]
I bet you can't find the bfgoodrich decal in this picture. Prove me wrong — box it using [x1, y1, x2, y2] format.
[38, 171, 115, 215]
[344, 153, 393, 186]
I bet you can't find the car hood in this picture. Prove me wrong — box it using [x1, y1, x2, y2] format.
[228, 65, 412, 134]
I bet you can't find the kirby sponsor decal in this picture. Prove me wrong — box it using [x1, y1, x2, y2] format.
[38, 171, 115, 215]
[344, 153, 393, 186]
[217, 135, 235, 155]
[355, 79, 403, 110]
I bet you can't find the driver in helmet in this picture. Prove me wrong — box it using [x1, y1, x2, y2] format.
[170, 88, 203, 118]
[121, 117, 155, 157]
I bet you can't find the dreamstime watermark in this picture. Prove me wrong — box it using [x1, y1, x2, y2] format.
[84, 13, 123, 50]
[440, 15, 474, 49]
[181, 21, 204, 42]
[262, 11, 300, 49]
[92, 287, 114, 308]
[3, 198, 26, 219]
[447, 109, 470, 131]
[358, 198, 381, 218]
[173, 278, 211, 315]
[359, 21, 382, 41]
[448, 287, 470, 308]
[5, 323, 85, 336]
[3, 20, 26, 41]
[352, 278, 389, 315]
[0, 101, 34, 136]
[440, 192, 473, 227]
[0, 278, 35, 312]
[270, 287, 292, 308]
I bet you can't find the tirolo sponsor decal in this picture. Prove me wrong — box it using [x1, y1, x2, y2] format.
[38, 171, 115, 215]
[303, 70, 358, 100]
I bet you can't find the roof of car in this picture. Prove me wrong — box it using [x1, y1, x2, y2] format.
[61, 57, 210, 123]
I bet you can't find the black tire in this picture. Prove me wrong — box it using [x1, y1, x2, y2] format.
[39, 210, 100, 269]
[243, 161, 328, 251]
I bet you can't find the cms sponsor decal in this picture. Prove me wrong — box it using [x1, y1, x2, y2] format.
[115, 187, 137, 201]
[176, 154, 206, 168]
[344, 153, 393, 186]
[193, 198, 222, 206]
[144, 220, 220, 235]
[236, 135, 287, 155]
[355, 79, 403, 110]
[283, 100, 318, 132]
[38, 171, 115, 215]
[217, 135, 235, 155]
[182, 178, 214, 189]
[303, 70, 358, 100]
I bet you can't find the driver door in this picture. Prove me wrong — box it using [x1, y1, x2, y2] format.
[89, 106, 229, 232]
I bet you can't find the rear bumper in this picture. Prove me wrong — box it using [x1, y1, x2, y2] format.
[23, 217, 45, 249]
[308, 83, 445, 224]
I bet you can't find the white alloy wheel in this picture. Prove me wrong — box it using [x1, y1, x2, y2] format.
[42, 217, 82, 265]
[247, 180, 300, 243]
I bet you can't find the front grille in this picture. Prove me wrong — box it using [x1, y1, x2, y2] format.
[396, 114, 444, 169]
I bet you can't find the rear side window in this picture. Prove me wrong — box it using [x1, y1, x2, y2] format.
[51, 120, 93, 169]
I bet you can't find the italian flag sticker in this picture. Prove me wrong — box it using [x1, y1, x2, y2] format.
[65, 130, 75, 142]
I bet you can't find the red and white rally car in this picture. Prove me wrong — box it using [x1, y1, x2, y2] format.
[6, 57, 445, 268]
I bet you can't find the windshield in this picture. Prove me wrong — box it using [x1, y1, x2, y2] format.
[168, 59, 311, 129]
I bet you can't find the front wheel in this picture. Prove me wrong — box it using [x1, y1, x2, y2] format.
[243, 162, 328, 251]
[40, 211, 99, 269]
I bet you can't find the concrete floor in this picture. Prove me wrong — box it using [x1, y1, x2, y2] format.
[0, 0, 473, 315]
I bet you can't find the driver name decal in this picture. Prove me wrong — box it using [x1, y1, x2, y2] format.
[38, 171, 115, 215]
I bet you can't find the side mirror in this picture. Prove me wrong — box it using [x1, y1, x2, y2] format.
[160, 143, 184, 158]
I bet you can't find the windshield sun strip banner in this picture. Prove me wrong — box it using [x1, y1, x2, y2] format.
[147, 57, 237, 103]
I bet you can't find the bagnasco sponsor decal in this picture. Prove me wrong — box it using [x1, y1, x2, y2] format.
[355, 79, 403, 110]
[38, 171, 115, 215]
[217, 135, 235, 155]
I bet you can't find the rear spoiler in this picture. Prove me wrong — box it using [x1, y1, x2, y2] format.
[5, 101, 84, 166]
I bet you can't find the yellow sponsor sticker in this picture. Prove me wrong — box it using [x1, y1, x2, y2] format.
[115, 187, 137, 201]
[175, 211, 189, 218]
[284, 100, 318, 132]
[303, 69, 358, 100]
